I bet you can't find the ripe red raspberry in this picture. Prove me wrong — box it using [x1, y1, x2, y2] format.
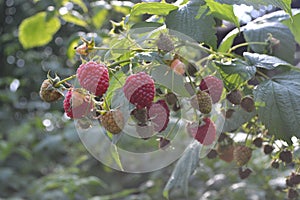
[148, 100, 170, 132]
[186, 118, 216, 145]
[100, 110, 124, 134]
[199, 76, 223, 103]
[123, 72, 155, 108]
[77, 61, 109, 96]
[233, 145, 252, 166]
[63, 89, 93, 119]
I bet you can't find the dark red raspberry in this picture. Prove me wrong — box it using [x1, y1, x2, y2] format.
[271, 160, 280, 169]
[279, 150, 293, 164]
[241, 96, 255, 112]
[63, 89, 93, 119]
[147, 100, 170, 133]
[239, 167, 252, 179]
[206, 149, 218, 159]
[199, 76, 223, 103]
[252, 137, 263, 148]
[131, 108, 148, 125]
[186, 118, 216, 145]
[288, 188, 299, 199]
[290, 172, 300, 185]
[123, 72, 155, 108]
[263, 144, 274, 154]
[77, 61, 109, 96]
[226, 89, 242, 105]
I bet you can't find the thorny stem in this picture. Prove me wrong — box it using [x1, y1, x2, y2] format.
[93, 46, 156, 52]
[256, 70, 270, 80]
[108, 59, 131, 68]
[165, 116, 181, 139]
[182, 41, 215, 54]
[107, 67, 123, 86]
[228, 42, 268, 53]
[54, 74, 77, 87]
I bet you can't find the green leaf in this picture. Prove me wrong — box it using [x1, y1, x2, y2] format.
[92, 9, 109, 29]
[130, 2, 178, 18]
[19, 12, 61, 49]
[106, 71, 126, 107]
[244, 52, 292, 70]
[214, 59, 256, 90]
[110, 144, 124, 171]
[61, 11, 87, 27]
[205, 0, 239, 27]
[131, 22, 163, 29]
[243, 21, 296, 63]
[218, 27, 240, 52]
[70, 0, 88, 12]
[215, 0, 292, 16]
[166, 0, 217, 48]
[282, 13, 300, 45]
[254, 71, 300, 143]
[218, 9, 298, 53]
[151, 65, 191, 97]
[163, 141, 201, 199]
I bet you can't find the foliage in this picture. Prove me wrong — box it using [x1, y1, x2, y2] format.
[1, 0, 300, 199]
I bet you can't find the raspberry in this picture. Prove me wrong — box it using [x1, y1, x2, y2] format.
[199, 76, 223, 103]
[279, 149, 293, 164]
[271, 160, 280, 169]
[123, 72, 155, 108]
[170, 59, 186, 75]
[233, 145, 252, 166]
[190, 91, 212, 114]
[63, 89, 93, 119]
[252, 137, 263, 148]
[39, 79, 63, 102]
[263, 144, 274, 154]
[226, 89, 242, 105]
[288, 188, 299, 199]
[239, 167, 252, 179]
[289, 172, 300, 186]
[206, 149, 218, 159]
[186, 118, 216, 145]
[241, 96, 255, 112]
[131, 108, 148, 125]
[225, 109, 235, 118]
[165, 92, 178, 105]
[148, 100, 170, 132]
[218, 145, 234, 162]
[77, 61, 109, 96]
[156, 33, 174, 52]
[100, 110, 124, 134]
